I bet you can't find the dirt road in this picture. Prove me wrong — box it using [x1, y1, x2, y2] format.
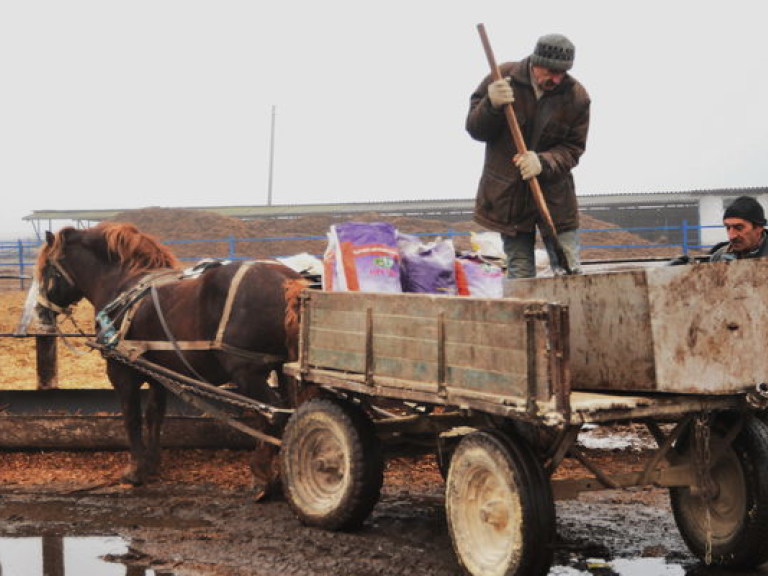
[0, 448, 715, 576]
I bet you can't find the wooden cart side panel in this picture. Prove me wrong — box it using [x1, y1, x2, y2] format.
[504, 260, 768, 394]
[505, 270, 658, 391]
[307, 325, 530, 371]
[646, 260, 768, 393]
[301, 291, 562, 403]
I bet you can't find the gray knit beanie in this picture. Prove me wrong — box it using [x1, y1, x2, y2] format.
[530, 34, 575, 72]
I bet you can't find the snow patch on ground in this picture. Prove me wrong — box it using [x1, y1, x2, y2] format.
[577, 424, 657, 452]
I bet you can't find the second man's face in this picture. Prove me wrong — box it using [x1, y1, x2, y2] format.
[724, 217, 764, 253]
[531, 65, 566, 91]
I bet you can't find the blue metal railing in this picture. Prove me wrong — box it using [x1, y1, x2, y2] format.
[1, 221, 725, 289]
[0, 239, 45, 290]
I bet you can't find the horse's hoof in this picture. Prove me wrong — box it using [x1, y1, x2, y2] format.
[251, 473, 282, 502]
[120, 468, 145, 486]
[146, 460, 161, 477]
[252, 482, 278, 502]
[252, 484, 269, 502]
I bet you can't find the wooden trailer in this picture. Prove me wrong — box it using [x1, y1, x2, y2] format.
[279, 259, 768, 576]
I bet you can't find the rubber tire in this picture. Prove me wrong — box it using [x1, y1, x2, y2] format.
[670, 415, 768, 568]
[445, 429, 555, 576]
[280, 397, 384, 531]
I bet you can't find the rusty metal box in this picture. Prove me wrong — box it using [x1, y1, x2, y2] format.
[504, 259, 768, 394]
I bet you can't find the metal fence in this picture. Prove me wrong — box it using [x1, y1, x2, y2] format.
[0, 221, 725, 290]
[0, 239, 43, 290]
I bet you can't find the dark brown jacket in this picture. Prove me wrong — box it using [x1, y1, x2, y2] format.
[466, 58, 590, 235]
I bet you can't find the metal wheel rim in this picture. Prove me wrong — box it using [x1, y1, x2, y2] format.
[681, 445, 747, 545]
[292, 422, 350, 515]
[449, 447, 523, 575]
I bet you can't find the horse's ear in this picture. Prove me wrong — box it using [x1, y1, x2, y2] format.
[45, 231, 55, 247]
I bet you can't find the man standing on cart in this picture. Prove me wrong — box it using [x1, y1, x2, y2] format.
[710, 195, 768, 261]
[466, 33, 591, 278]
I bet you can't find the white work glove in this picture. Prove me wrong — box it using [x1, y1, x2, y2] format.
[487, 78, 514, 109]
[514, 151, 542, 180]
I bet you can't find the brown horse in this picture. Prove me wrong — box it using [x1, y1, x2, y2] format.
[36, 222, 307, 490]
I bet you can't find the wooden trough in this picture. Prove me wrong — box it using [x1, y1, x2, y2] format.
[0, 388, 258, 450]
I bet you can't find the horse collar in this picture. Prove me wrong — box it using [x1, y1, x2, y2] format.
[96, 270, 180, 348]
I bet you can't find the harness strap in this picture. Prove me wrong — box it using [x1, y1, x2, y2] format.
[51, 259, 76, 286]
[110, 260, 288, 366]
[36, 293, 73, 317]
[97, 270, 179, 347]
[114, 340, 287, 365]
[214, 260, 256, 347]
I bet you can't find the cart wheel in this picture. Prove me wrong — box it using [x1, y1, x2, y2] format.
[446, 430, 555, 576]
[670, 416, 768, 568]
[280, 397, 384, 531]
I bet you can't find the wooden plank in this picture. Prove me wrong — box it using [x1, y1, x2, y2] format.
[443, 318, 527, 348]
[307, 346, 365, 373]
[0, 415, 258, 449]
[307, 331, 531, 384]
[309, 308, 367, 332]
[307, 290, 546, 323]
[307, 305, 531, 372]
[308, 327, 366, 352]
[308, 319, 527, 354]
[446, 365, 527, 395]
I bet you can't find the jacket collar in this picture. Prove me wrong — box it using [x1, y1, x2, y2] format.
[726, 230, 768, 258]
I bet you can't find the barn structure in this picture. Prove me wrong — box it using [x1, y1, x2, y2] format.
[24, 187, 768, 247]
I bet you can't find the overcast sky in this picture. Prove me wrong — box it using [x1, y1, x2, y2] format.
[1, 1, 766, 239]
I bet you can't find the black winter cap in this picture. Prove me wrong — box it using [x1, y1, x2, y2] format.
[723, 195, 767, 226]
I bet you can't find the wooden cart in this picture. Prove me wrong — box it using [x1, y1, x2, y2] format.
[280, 260, 768, 576]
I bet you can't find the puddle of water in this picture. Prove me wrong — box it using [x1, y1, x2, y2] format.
[552, 557, 686, 575]
[0, 536, 171, 576]
[552, 556, 768, 575]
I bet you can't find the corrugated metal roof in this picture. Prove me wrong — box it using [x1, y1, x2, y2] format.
[23, 187, 768, 223]
[23, 199, 477, 222]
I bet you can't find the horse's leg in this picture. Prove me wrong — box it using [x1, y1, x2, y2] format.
[109, 364, 149, 485]
[222, 361, 284, 500]
[144, 381, 167, 477]
[116, 383, 147, 485]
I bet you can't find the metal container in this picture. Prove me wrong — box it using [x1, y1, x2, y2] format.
[504, 259, 768, 394]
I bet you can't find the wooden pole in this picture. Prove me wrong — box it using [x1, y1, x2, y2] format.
[36, 333, 59, 390]
[476, 23, 572, 274]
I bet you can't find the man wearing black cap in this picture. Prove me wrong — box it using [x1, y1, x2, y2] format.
[467, 33, 590, 278]
[710, 196, 768, 261]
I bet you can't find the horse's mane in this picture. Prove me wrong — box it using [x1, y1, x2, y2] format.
[99, 222, 180, 273]
[37, 222, 180, 278]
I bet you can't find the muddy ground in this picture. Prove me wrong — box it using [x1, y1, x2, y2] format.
[2, 438, 757, 576]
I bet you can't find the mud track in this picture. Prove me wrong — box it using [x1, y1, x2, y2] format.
[0, 448, 716, 576]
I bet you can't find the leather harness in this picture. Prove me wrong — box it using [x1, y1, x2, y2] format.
[97, 260, 289, 367]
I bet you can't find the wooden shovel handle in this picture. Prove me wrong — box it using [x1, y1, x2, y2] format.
[477, 23, 572, 274]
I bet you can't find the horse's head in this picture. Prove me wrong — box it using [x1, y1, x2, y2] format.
[36, 223, 180, 324]
[36, 229, 84, 322]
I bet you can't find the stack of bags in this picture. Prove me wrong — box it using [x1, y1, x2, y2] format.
[322, 221, 504, 297]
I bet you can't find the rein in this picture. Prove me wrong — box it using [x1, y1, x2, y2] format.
[37, 256, 90, 353]
[149, 282, 208, 382]
[37, 258, 76, 316]
[48, 310, 94, 357]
